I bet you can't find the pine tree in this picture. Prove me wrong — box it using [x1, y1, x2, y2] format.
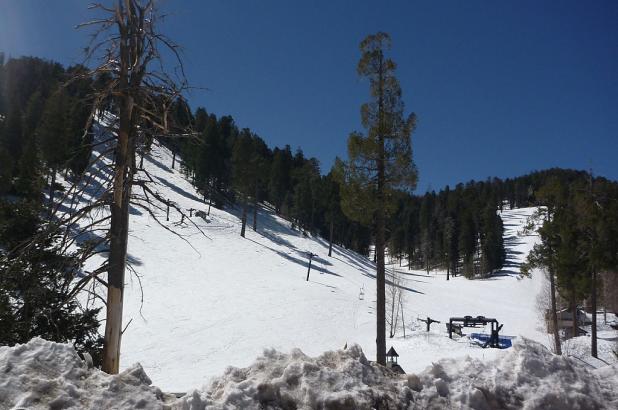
[339, 33, 417, 365]
[322, 171, 342, 257]
[197, 115, 224, 208]
[66, 96, 94, 176]
[480, 205, 505, 275]
[0, 200, 102, 363]
[443, 216, 455, 280]
[37, 89, 71, 213]
[2, 106, 24, 177]
[249, 135, 270, 231]
[14, 135, 44, 200]
[459, 209, 477, 278]
[0, 147, 12, 194]
[292, 159, 320, 234]
[419, 193, 434, 274]
[231, 129, 255, 237]
[269, 146, 293, 214]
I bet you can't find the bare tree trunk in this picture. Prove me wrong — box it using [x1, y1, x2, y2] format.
[374, 52, 388, 366]
[392, 291, 400, 337]
[328, 219, 334, 257]
[207, 182, 212, 215]
[252, 202, 258, 231]
[589, 172, 598, 359]
[549, 269, 562, 354]
[171, 151, 176, 169]
[240, 198, 247, 238]
[102, 97, 134, 374]
[400, 299, 406, 338]
[388, 270, 396, 338]
[48, 169, 56, 216]
[591, 269, 598, 358]
[571, 292, 578, 340]
[252, 183, 258, 232]
[375, 133, 386, 365]
[310, 199, 315, 233]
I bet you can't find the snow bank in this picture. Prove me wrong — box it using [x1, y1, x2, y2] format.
[1, 338, 615, 409]
[562, 328, 618, 368]
[184, 338, 616, 409]
[183, 344, 414, 409]
[409, 338, 616, 409]
[0, 338, 166, 410]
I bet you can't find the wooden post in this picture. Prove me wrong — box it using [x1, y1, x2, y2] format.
[591, 269, 598, 358]
[306, 252, 315, 281]
[240, 199, 247, 238]
[418, 316, 440, 332]
[166, 200, 170, 221]
[328, 220, 334, 257]
[253, 184, 258, 232]
[401, 300, 406, 339]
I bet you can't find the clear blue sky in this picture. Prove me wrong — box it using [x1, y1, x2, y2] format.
[1, 0, 616, 192]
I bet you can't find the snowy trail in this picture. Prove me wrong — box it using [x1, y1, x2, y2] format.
[80, 140, 552, 391]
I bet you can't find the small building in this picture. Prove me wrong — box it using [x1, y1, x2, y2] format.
[386, 347, 405, 374]
[545, 307, 591, 334]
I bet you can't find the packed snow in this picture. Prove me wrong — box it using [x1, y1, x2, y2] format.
[1, 337, 616, 409]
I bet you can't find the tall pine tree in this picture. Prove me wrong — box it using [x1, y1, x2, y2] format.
[338, 33, 417, 365]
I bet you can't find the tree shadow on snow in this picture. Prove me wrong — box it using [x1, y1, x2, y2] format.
[246, 238, 340, 277]
[145, 152, 172, 173]
[155, 175, 203, 203]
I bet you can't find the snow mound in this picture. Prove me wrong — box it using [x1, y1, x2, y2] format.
[185, 338, 616, 410]
[410, 338, 616, 410]
[1, 338, 615, 409]
[0, 338, 165, 410]
[184, 343, 413, 409]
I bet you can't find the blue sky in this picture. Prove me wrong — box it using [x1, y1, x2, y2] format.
[1, 1, 616, 192]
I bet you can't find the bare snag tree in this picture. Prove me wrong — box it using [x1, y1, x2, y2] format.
[386, 267, 405, 338]
[78, 0, 194, 373]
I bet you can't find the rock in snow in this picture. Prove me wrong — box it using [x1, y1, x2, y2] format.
[0, 338, 616, 410]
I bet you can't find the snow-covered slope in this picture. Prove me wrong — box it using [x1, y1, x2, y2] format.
[76, 140, 561, 391]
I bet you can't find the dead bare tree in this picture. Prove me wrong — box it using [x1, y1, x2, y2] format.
[386, 266, 405, 338]
[0, 1, 206, 375]
[73, 0, 198, 373]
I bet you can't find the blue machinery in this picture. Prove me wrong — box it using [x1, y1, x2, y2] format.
[448, 315, 507, 349]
